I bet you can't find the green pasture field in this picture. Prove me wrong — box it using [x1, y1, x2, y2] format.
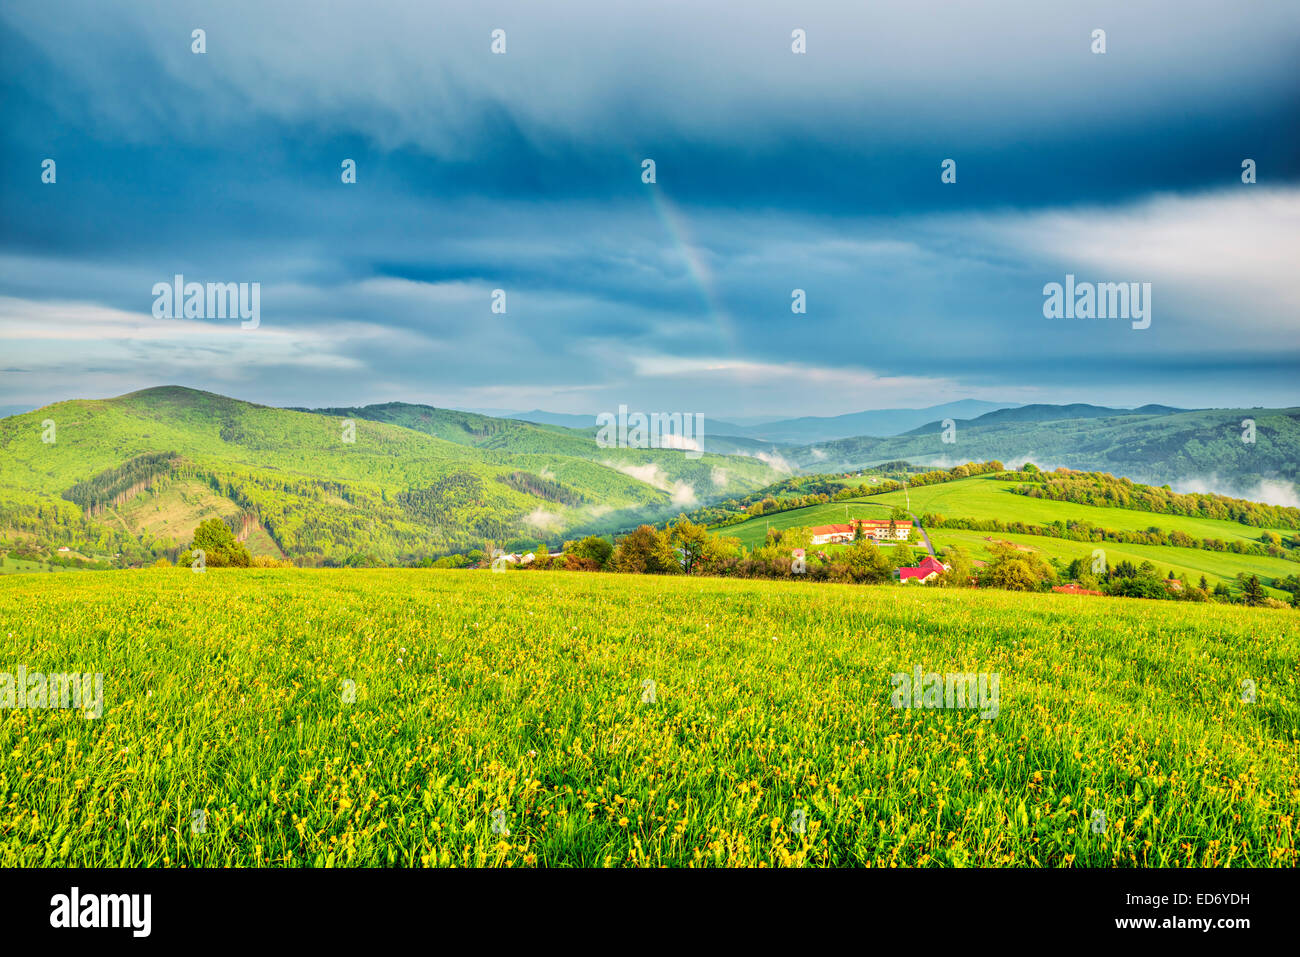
[868, 475, 1294, 544]
[0, 568, 1295, 867]
[927, 529, 1296, 598]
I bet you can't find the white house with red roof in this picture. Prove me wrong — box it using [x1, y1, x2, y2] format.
[809, 518, 911, 545]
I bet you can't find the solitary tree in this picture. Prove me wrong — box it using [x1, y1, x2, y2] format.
[182, 518, 251, 568]
[1242, 575, 1266, 606]
[668, 516, 710, 574]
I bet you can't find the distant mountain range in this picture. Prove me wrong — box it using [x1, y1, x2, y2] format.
[711, 400, 1022, 443]
[900, 403, 1187, 435]
[786, 405, 1298, 506]
[479, 400, 1019, 442]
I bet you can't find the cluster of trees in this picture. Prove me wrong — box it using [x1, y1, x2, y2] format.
[496, 471, 588, 507]
[0, 498, 171, 567]
[997, 469, 1300, 530]
[504, 518, 937, 585]
[904, 461, 1005, 487]
[496, 518, 1297, 610]
[1057, 557, 1297, 607]
[62, 452, 182, 514]
[155, 519, 294, 568]
[176, 518, 253, 568]
[921, 513, 1299, 560]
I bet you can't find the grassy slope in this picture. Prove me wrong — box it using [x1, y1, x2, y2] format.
[1, 568, 1294, 867]
[929, 529, 1296, 596]
[712, 474, 1297, 592]
[113, 479, 242, 540]
[0, 554, 76, 575]
[867, 474, 1295, 542]
[720, 500, 912, 548]
[717, 474, 1293, 545]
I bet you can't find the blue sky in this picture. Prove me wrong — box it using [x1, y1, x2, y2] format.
[1, 0, 1297, 418]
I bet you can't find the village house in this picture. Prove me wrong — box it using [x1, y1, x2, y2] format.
[898, 555, 949, 583]
[1052, 583, 1105, 596]
[809, 518, 912, 545]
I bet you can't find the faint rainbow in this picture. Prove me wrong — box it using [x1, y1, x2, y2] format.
[644, 186, 744, 358]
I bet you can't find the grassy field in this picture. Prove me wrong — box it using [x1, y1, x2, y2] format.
[927, 530, 1298, 598]
[869, 475, 1294, 543]
[0, 554, 75, 575]
[714, 475, 1297, 592]
[1, 568, 1296, 867]
[720, 475, 1294, 549]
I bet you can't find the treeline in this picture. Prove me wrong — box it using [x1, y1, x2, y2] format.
[499, 518, 1298, 610]
[62, 452, 182, 513]
[5, 545, 114, 571]
[921, 513, 1300, 560]
[496, 471, 587, 506]
[997, 469, 1300, 530]
[904, 461, 1004, 486]
[508, 518, 931, 584]
[1058, 556, 1296, 609]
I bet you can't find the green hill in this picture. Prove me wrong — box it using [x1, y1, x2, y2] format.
[711, 472, 1299, 596]
[786, 407, 1300, 496]
[0, 387, 778, 567]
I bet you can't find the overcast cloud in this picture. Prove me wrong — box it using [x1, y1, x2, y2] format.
[1, 0, 1297, 416]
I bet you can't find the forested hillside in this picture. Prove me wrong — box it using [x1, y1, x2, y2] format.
[784, 406, 1300, 498]
[0, 387, 777, 567]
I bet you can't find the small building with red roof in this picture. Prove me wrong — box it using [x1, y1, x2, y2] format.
[1052, 583, 1105, 596]
[898, 555, 948, 583]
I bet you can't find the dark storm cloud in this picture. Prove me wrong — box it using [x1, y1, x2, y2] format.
[0, 0, 1297, 414]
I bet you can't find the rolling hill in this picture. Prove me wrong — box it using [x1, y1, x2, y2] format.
[709, 471, 1300, 597]
[0, 387, 779, 566]
[782, 406, 1300, 501]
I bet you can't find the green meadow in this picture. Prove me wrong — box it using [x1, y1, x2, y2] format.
[928, 529, 1298, 597]
[869, 475, 1294, 543]
[1, 568, 1295, 867]
[713, 474, 1297, 594]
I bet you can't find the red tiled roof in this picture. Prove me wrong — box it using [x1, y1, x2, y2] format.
[899, 555, 947, 581]
[810, 524, 855, 535]
[1052, 584, 1105, 596]
[899, 566, 935, 581]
